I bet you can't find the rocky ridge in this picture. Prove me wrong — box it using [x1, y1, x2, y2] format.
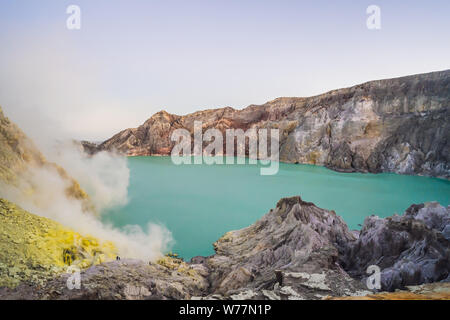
[1, 196, 448, 300]
[85, 70, 450, 178]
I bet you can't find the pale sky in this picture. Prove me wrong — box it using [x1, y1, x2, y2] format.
[0, 0, 449, 141]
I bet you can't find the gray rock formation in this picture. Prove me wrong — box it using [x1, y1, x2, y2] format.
[1, 197, 448, 300]
[0, 259, 209, 300]
[404, 202, 450, 240]
[84, 70, 450, 178]
[201, 196, 368, 300]
[342, 202, 450, 291]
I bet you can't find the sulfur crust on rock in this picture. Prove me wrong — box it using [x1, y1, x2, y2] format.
[156, 256, 198, 277]
[0, 198, 117, 288]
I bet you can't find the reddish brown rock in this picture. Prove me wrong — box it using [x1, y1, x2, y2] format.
[84, 70, 450, 179]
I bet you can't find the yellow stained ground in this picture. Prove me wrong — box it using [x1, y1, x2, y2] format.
[328, 283, 450, 300]
[0, 199, 117, 288]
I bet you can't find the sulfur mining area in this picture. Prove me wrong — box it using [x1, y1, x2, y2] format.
[0, 199, 116, 288]
[0, 105, 117, 288]
[0, 71, 449, 301]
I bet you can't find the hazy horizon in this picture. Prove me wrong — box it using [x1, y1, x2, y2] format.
[1, 0, 449, 141]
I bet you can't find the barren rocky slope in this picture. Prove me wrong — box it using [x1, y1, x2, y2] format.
[1, 197, 448, 300]
[0, 107, 94, 212]
[85, 70, 450, 178]
[0, 199, 117, 288]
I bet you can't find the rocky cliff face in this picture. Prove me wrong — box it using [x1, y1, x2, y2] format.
[85, 70, 450, 178]
[0, 107, 94, 212]
[2, 196, 448, 300]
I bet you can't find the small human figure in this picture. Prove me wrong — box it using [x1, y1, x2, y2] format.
[116, 256, 121, 261]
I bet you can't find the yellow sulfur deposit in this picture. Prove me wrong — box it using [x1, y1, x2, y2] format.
[327, 283, 450, 300]
[157, 255, 197, 277]
[0, 198, 117, 288]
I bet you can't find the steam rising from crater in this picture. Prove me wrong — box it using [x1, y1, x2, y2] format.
[49, 142, 130, 212]
[0, 141, 173, 262]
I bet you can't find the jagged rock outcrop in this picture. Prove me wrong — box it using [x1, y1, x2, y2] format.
[200, 196, 368, 300]
[342, 202, 450, 291]
[404, 202, 450, 240]
[84, 70, 450, 178]
[1, 196, 449, 300]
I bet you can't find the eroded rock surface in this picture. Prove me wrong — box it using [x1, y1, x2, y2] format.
[84, 70, 450, 178]
[201, 196, 368, 300]
[0, 259, 208, 300]
[342, 202, 450, 291]
[1, 197, 448, 300]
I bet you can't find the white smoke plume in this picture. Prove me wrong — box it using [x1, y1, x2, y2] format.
[47, 141, 130, 212]
[0, 140, 173, 262]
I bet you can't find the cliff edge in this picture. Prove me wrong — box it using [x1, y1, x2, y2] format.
[85, 70, 450, 178]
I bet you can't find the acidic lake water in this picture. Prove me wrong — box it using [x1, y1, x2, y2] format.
[103, 156, 450, 260]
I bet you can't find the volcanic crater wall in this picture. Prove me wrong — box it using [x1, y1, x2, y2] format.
[86, 70, 450, 179]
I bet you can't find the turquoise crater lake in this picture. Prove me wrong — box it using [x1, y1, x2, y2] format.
[103, 156, 450, 260]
